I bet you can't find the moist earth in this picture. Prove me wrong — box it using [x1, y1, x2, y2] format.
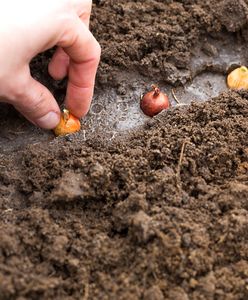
[1, 1, 248, 299]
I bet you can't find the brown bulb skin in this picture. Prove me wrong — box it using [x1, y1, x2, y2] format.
[140, 85, 170, 117]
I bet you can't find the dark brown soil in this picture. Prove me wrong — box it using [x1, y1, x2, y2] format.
[92, 0, 248, 85]
[1, 1, 248, 299]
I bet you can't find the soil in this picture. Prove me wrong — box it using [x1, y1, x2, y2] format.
[1, 1, 248, 299]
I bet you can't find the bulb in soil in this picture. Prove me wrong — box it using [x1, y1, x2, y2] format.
[227, 66, 248, 90]
[140, 85, 170, 117]
[53, 109, 81, 136]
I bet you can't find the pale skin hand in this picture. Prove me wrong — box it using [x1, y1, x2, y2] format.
[0, 0, 101, 129]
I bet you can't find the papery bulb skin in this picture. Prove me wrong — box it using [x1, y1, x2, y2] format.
[54, 109, 81, 136]
[140, 85, 170, 117]
[227, 66, 248, 90]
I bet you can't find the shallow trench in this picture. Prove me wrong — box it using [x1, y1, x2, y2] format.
[77, 32, 247, 139]
[0, 32, 246, 153]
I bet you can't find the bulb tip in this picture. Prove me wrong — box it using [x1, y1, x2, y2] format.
[240, 66, 248, 72]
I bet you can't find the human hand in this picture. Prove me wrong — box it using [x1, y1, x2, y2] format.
[0, 0, 101, 129]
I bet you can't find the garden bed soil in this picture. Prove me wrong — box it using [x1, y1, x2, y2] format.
[1, 1, 248, 299]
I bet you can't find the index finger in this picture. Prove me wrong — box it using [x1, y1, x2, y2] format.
[59, 20, 101, 118]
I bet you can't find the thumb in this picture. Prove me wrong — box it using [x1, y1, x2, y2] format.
[14, 75, 61, 129]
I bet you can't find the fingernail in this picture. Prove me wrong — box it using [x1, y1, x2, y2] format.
[35, 112, 60, 129]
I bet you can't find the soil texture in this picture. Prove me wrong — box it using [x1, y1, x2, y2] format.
[1, 1, 248, 299]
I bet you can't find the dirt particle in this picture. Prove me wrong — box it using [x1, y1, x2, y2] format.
[143, 285, 164, 300]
